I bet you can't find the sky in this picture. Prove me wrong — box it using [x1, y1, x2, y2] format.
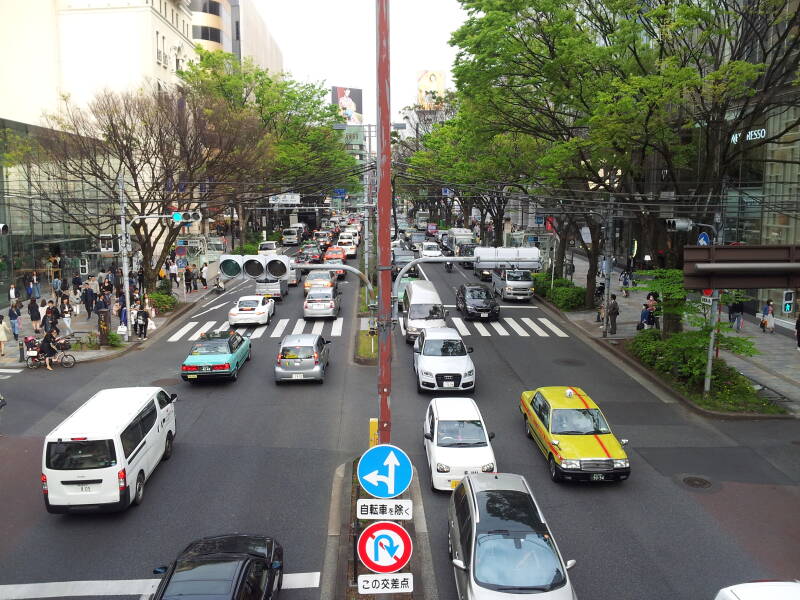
[254, 0, 468, 124]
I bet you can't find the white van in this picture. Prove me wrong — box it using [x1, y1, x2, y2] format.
[258, 241, 279, 256]
[41, 387, 176, 514]
[401, 280, 447, 343]
[281, 228, 299, 245]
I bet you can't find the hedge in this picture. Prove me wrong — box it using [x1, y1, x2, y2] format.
[548, 286, 587, 310]
[149, 292, 178, 313]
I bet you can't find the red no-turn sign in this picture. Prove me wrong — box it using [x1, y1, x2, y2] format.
[357, 521, 413, 574]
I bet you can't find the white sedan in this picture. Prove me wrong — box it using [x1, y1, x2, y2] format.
[423, 397, 496, 491]
[420, 242, 442, 258]
[228, 295, 275, 326]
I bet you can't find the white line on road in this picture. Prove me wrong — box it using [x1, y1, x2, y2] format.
[292, 319, 306, 334]
[473, 322, 491, 336]
[192, 302, 228, 318]
[235, 327, 248, 335]
[539, 317, 569, 337]
[167, 322, 198, 342]
[249, 324, 268, 338]
[331, 317, 344, 336]
[188, 321, 216, 341]
[0, 368, 23, 374]
[521, 317, 549, 337]
[450, 317, 470, 336]
[398, 317, 406, 337]
[503, 318, 529, 336]
[0, 376, 10, 380]
[489, 321, 509, 336]
[271, 318, 290, 338]
[215, 321, 230, 331]
[283, 571, 321, 589]
[312, 320, 325, 335]
[417, 265, 429, 280]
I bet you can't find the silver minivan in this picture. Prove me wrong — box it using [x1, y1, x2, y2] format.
[274, 333, 331, 383]
[491, 268, 535, 302]
[402, 280, 447, 343]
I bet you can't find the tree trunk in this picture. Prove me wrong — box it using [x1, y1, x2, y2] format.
[554, 235, 567, 279]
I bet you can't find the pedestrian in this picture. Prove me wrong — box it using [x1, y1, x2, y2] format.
[51, 274, 62, 299]
[608, 294, 620, 334]
[795, 313, 800, 352]
[81, 283, 95, 320]
[191, 264, 199, 291]
[42, 300, 59, 334]
[133, 302, 149, 340]
[9, 302, 21, 341]
[60, 297, 73, 335]
[137, 267, 145, 292]
[184, 265, 193, 294]
[97, 268, 106, 286]
[729, 300, 744, 333]
[8, 283, 17, 304]
[39, 328, 57, 371]
[0, 394, 6, 437]
[70, 287, 82, 317]
[200, 263, 208, 289]
[169, 261, 179, 288]
[88, 275, 100, 296]
[0, 314, 11, 356]
[28, 270, 41, 299]
[71, 272, 82, 293]
[619, 270, 631, 297]
[647, 292, 660, 330]
[761, 299, 775, 333]
[28, 298, 42, 333]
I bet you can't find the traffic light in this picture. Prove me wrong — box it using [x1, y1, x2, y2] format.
[665, 218, 693, 232]
[171, 211, 202, 224]
[218, 254, 244, 278]
[218, 254, 291, 280]
[0, 224, 9, 235]
[242, 255, 267, 279]
[783, 290, 795, 314]
[265, 255, 290, 280]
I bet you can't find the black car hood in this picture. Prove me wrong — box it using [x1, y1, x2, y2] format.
[465, 298, 496, 309]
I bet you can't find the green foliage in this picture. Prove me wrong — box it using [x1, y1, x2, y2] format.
[106, 332, 124, 348]
[548, 286, 587, 311]
[234, 243, 260, 255]
[156, 278, 173, 296]
[149, 292, 177, 312]
[531, 273, 575, 300]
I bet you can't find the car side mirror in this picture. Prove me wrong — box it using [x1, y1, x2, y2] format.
[452, 559, 466, 571]
[271, 560, 282, 570]
[488, 432, 495, 440]
[620, 438, 629, 446]
[565, 559, 577, 570]
[169, 393, 177, 403]
[153, 565, 168, 575]
[467, 347, 474, 353]
[551, 439, 559, 446]
[424, 432, 433, 441]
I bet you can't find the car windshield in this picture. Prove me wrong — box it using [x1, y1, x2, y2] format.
[307, 292, 333, 301]
[283, 229, 296, 235]
[466, 288, 490, 299]
[506, 270, 531, 281]
[163, 559, 240, 597]
[422, 243, 438, 251]
[474, 531, 566, 591]
[190, 341, 230, 355]
[46, 440, 117, 470]
[409, 304, 445, 320]
[238, 300, 259, 308]
[423, 339, 467, 356]
[280, 345, 314, 359]
[259, 242, 276, 250]
[326, 259, 343, 265]
[459, 245, 476, 256]
[550, 409, 610, 435]
[436, 420, 486, 447]
[308, 271, 331, 280]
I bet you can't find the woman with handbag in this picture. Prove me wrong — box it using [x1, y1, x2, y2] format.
[60, 297, 74, 336]
[761, 300, 775, 333]
[133, 302, 149, 341]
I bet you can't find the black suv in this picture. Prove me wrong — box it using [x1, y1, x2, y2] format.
[392, 250, 418, 280]
[455, 284, 500, 321]
[152, 534, 284, 600]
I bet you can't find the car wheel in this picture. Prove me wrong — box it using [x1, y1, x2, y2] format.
[132, 472, 145, 505]
[448, 532, 453, 559]
[523, 416, 532, 439]
[549, 455, 563, 483]
[162, 433, 174, 460]
[277, 570, 283, 591]
[417, 380, 424, 394]
[275, 379, 283, 386]
[430, 471, 437, 492]
[247, 348, 252, 362]
[230, 368, 238, 382]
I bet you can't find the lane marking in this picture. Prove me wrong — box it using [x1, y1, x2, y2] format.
[192, 302, 227, 318]
[0, 376, 11, 380]
[0, 368, 24, 374]
[188, 321, 216, 341]
[215, 321, 230, 331]
[249, 325, 268, 339]
[282, 571, 321, 589]
[167, 322, 198, 342]
[235, 327, 248, 335]
[292, 319, 306, 334]
[331, 317, 344, 336]
[539, 318, 568, 337]
[450, 317, 470, 336]
[417, 265, 429, 280]
[271, 318, 290, 338]
[398, 317, 406, 337]
[521, 317, 549, 337]
[312, 320, 325, 335]
[489, 321, 509, 336]
[473, 322, 491, 336]
[503, 317, 529, 336]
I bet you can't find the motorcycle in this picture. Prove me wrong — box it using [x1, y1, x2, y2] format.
[444, 261, 454, 273]
[213, 276, 225, 294]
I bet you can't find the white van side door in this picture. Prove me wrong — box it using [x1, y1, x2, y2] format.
[136, 401, 160, 477]
[156, 390, 176, 439]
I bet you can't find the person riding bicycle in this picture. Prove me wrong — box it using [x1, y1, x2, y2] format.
[40, 329, 58, 371]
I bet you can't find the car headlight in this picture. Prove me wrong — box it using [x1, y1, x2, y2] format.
[228, 311, 236, 316]
[465, 305, 477, 312]
[481, 462, 495, 472]
[561, 459, 581, 470]
[613, 459, 630, 469]
[421, 370, 434, 378]
[505, 286, 514, 292]
[530, 287, 536, 291]
[465, 369, 474, 377]
[407, 326, 420, 333]
[436, 463, 450, 473]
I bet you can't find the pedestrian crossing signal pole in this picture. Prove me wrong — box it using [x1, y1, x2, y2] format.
[119, 175, 132, 342]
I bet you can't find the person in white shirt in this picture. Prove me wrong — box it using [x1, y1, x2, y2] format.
[169, 261, 179, 288]
[200, 263, 208, 289]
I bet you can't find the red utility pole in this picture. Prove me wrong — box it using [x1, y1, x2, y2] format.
[376, 0, 392, 443]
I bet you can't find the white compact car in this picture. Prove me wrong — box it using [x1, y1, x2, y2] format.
[413, 327, 475, 393]
[337, 233, 358, 257]
[424, 397, 496, 491]
[228, 295, 275, 326]
[420, 242, 442, 258]
[714, 581, 800, 600]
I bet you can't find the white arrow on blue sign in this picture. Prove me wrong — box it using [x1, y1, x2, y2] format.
[697, 232, 710, 246]
[357, 444, 413, 499]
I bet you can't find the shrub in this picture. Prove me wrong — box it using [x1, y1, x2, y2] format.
[532, 273, 574, 299]
[156, 278, 173, 295]
[234, 243, 260, 255]
[548, 286, 586, 310]
[149, 292, 177, 312]
[106, 332, 124, 348]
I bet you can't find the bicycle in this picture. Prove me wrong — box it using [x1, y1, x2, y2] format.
[25, 337, 77, 369]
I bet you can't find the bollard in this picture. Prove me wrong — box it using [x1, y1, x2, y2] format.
[97, 308, 110, 346]
[18, 340, 24, 363]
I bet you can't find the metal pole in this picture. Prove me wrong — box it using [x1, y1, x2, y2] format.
[602, 201, 613, 338]
[703, 223, 722, 397]
[376, 0, 392, 443]
[119, 176, 132, 342]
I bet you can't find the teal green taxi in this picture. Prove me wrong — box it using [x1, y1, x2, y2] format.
[180, 330, 251, 382]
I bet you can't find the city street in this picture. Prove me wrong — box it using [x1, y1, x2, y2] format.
[0, 256, 798, 600]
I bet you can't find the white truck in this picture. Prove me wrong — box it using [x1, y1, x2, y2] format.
[473, 247, 542, 301]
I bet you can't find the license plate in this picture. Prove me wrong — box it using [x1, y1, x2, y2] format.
[79, 485, 93, 493]
[450, 480, 460, 489]
[26, 350, 38, 357]
[201, 366, 211, 372]
[591, 473, 605, 481]
[480, 313, 488, 318]
[187, 374, 197, 379]
[443, 381, 455, 388]
[292, 373, 304, 380]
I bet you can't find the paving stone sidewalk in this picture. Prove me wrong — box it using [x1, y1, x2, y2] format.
[559, 255, 800, 416]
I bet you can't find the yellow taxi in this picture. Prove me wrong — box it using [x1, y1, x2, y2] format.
[519, 386, 630, 483]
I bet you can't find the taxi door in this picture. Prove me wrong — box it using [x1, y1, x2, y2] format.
[530, 393, 552, 458]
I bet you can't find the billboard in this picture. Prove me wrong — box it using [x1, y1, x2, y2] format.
[417, 70, 445, 109]
[332, 86, 363, 125]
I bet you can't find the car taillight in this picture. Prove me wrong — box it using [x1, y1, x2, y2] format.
[329, 302, 335, 308]
[40, 473, 48, 494]
[324, 282, 332, 287]
[314, 351, 319, 365]
[304, 302, 310, 309]
[212, 363, 230, 371]
[276, 353, 282, 365]
[181, 365, 199, 372]
[118, 468, 127, 491]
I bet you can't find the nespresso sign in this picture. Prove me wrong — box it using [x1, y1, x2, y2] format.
[730, 128, 767, 144]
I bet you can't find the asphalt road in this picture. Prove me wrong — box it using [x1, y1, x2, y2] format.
[0, 250, 798, 600]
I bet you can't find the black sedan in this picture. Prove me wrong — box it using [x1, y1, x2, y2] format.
[152, 534, 284, 600]
[455, 283, 500, 320]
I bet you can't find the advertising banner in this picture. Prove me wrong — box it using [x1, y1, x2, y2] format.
[417, 71, 445, 109]
[332, 86, 363, 125]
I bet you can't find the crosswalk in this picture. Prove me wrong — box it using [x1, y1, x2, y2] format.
[167, 317, 345, 343]
[0, 367, 24, 380]
[448, 316, 569, 338]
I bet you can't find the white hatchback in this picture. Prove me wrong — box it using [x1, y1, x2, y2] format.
[424, 397, 496, 491]
[420, 242, 442, 258]
[228, 295, 274, 326]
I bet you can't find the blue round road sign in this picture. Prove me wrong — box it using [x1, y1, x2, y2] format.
[697, 232, 710, 246]
[357, 444, 413, 499]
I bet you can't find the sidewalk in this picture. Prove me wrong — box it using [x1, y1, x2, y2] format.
[560, 255, 800, 416]
[0, 281, 217, 367]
